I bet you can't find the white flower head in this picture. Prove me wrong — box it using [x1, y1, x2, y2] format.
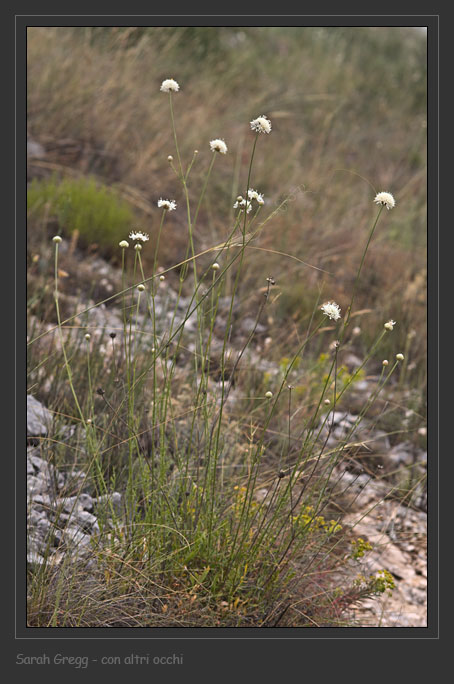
[384, 319, 396, 331]
[250, 115, 272, 134]
[233, 196, 253, 213]
[374, 192, 395, 210]
[119, 240, 129, 249]
[248, 189, 265, 205]
[321, 301, 342, 321]
[396, 353, 404, 361]
[52, 235, 62, 243]
[160, 78, 180, 93]
[210, 139, 228, 154]
[158, 198, 177, 211]
[129, 230, 149, 243]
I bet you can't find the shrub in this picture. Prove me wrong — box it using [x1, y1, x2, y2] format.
[27, 175, 136, 255]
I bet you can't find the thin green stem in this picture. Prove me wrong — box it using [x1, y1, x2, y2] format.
[342, 204, 384, 333]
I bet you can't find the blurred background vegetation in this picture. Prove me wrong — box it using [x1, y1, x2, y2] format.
[27, 25, 427, 386]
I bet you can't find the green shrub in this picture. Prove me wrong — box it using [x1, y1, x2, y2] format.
[27, 175, 136, 254]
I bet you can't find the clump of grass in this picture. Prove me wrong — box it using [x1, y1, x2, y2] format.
[27, 68, 423, 628]
[27, 175, 137, 255]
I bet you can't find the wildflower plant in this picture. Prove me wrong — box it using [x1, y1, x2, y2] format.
[27, 72, 409, 629]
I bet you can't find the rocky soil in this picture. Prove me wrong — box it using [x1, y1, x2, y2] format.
[26, 248, 427, 628]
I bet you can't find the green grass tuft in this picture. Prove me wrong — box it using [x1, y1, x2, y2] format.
[27, 175, 136, 254]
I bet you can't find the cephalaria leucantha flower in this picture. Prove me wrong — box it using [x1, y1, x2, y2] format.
[250, 115, 272, 134]
[160, 78, 180, 93]
[374, 192, 395, 210]
[157, 198, 177, 211]
[321, 301, 342, 321]
[209, 139, 228, 154]
[129, 231, 149, 242]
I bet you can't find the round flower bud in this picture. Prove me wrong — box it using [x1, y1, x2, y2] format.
[324, 398, 330, 405]
[137, 284, 145, 292]
[119, 240, 129, 248]
[84, 333, 91, 341]
[265, 391, 273, 399]
[52, 235, 62, 243]
[396, 353, 404, 361]
[167, 155, 173, 162]
[212, 263, 220, 271]
[134, 243, 142, 251]
[382, 359, 389, 366]
[159, 275, 165, 281]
